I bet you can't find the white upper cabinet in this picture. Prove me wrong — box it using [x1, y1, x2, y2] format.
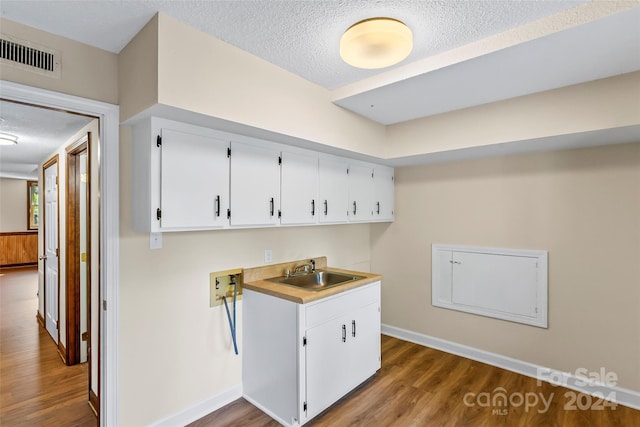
[373, 165, 394, 222]
[131, 117, 394, 233]
[280, 151, 318, 225]
[347, 163, 374, 222]
[131, 118, 230, 233]
[318, 156, 349, 224]
[160, 128, 230, 230]
[229, 141, 281, 227]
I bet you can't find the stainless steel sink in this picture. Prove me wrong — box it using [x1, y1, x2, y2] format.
[268, 270, 365, 291]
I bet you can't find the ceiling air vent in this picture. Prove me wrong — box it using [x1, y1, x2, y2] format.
[0, 34, 60, 78]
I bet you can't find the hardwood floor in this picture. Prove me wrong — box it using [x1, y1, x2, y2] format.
[191, 336, 640, 427]
[0, 267, 97, 426]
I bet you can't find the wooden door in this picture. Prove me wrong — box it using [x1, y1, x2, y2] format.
[43, 158, 59, 343]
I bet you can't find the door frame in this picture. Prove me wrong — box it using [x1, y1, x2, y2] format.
[0, 80, 120, 426]
[42, 154, 60, 347]
[64, 136, 90, 367]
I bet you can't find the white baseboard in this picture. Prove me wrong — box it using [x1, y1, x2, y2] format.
[149, 384, 242, 427]
[382, 324, 640, 411]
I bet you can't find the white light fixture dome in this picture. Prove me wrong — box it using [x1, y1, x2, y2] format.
[0, 133, 18, 146]
[340, 17, 413, 69]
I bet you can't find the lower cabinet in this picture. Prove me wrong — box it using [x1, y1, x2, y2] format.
[243, 282, 381, 426]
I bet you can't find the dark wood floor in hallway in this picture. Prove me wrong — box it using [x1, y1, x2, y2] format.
[192, 336, 640, 427]
[0, 267, 97, 427]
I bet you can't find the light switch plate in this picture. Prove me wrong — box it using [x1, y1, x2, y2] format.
[150, 232, 162, 249]
[264, 249, 272, 263]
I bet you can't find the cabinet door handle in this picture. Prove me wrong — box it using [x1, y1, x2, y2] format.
[270, 197, 275, 217]
[311, 199, 315, 216]
[352, 320, 356, 337]
[324, 200, 328, 216]
[215, 195, 221, 217]
[342, 324, 346, 343]
[376, 201, 380, 215]
[353, 201, 357, 216]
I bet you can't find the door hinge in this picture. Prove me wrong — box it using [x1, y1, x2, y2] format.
[278, 210, 281, 218]
[55, 248, 59, 257]
[156, 135, 162, 147]
[303, 336, 307, 346]
[303, 402, 307, 412]
[227, 147, 231, 157]
[56, 320, 59, 329]
[227, 209, 231, 219]
[82, 332, 89, 341]
[55, 176, 59, 185]
[103, 300, 107, 311]
[156, 208, 162, 221]
[278, 156, 282, 165]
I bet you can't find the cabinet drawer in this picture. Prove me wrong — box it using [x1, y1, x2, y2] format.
[305, 282, 380, 329]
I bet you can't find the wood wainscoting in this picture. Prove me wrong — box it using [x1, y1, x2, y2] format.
[0, 231, 38, 267]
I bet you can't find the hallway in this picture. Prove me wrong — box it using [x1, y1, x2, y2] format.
[0, 267, 97, 426]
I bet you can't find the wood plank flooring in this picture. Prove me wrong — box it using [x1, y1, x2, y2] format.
[192, 335, 640, 427]
[0, 267, 97, 426]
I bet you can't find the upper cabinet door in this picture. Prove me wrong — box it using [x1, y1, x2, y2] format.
[348, 164, 374, 222]
[318, 157, 349, 224]
[160, 128, 229, 230]
[280, 151, 318, 225]
[229, 141, 280, 227]
[373, 166, 394, 222]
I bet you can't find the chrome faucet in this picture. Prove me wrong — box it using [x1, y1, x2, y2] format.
[290, 259, 316, 276]
[293, 263, 311, 275]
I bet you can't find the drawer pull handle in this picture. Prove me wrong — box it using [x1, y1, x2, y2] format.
[352, 320, 356, 337]
[342, 324, 346, 343]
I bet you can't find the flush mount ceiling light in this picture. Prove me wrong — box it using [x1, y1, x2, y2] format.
[0, 133, 18, 146]
[340, 17, 413, 69]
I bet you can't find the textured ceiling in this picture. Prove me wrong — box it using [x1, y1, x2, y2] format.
[0, 1, 636, 177]
[0, 101, 94, 179]
[0, 0, 588, 90]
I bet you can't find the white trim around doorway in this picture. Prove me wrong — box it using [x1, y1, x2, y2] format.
[0, 80, 120, 426]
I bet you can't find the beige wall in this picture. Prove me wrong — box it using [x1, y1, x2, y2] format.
[118, 126, 371, 425]
[118, 15, 159, 121]
[387, 72, 640, 159]
[371, 142, 640, 391]
[0, 178, 28, 231]
[147, 14, 386, 158]
[0, 18, 118, 104]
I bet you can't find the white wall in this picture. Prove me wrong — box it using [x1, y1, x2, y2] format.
[0, 178, 28, 231]
[371, 142, 640, 392]
[118, 127, 371, 425]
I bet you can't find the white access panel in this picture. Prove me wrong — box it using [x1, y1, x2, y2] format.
[432, 245, 548, 328]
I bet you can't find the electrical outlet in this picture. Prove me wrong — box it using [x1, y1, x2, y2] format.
[264, 249, 272, 263]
